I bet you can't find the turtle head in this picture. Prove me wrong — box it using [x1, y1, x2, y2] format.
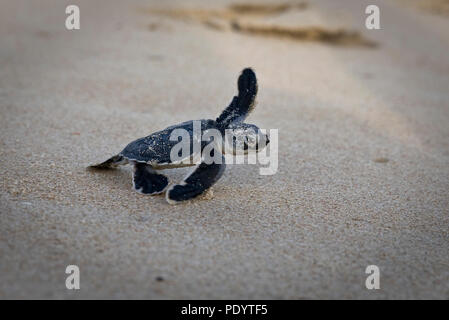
[224, 123, 269, 155]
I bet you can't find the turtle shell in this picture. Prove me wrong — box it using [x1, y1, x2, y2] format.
[119, 119, 218, 168]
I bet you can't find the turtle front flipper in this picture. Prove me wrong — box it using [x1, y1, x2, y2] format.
[166, 157, 226, 204]
[88, 155, 128, 169]
[216, 68, 258, 127]
[133, 163, 169, 195]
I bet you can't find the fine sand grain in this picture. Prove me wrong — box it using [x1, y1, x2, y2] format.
[1, 0, 448, 299]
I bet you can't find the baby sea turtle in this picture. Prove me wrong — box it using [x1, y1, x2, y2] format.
[89, 68, 269, 204]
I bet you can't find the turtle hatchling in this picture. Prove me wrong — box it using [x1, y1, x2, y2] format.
[89, 68, 269, 204]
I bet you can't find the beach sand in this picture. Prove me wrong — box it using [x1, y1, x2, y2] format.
[0, 0, 448, 299]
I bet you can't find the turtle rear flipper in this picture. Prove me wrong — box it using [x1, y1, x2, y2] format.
[133, 163, 169, 195]
[88, 155, 128, 169]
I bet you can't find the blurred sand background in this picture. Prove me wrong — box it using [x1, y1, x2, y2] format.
[0, 0, 448, 299]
